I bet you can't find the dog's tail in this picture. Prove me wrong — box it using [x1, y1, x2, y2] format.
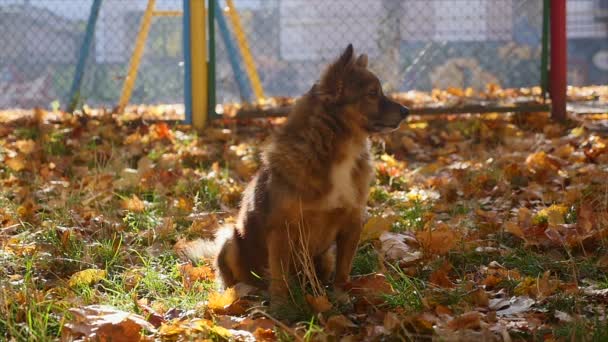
[174, 226, 234, 263]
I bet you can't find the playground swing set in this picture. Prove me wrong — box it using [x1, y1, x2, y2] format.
[66, 0, 568, 130]
[66, 0, 265, 129]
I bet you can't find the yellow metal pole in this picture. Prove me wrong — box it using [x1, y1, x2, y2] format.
[152, 10, 182, 17]
[224, 0, 265, 101]
[118, 0, 156, 112]
[190, 0, 208, 130]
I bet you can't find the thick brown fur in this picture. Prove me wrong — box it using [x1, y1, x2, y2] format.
[212, 45, 408, 303]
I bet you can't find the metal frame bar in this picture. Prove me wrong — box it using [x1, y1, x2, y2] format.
[182, 0, 193, 124]
[214, 0, 253, 102]
[540, 0, 550, 102]
[67, 0, 103, 112]
[224, 0, 265, 100]
[208, 0, 218, 119]
[117, 0, 156, 113]
[233, 103, 552, 119]
[550, 0, 567, 121]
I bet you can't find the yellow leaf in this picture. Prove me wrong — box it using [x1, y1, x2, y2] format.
[207, 288, 237, 311]
[68, 269, 107, 287]
[121, 195, 145, 212]
[361, 216, 397, 242]
[6, 156, 25, 171]
[15, 139, 36, 154]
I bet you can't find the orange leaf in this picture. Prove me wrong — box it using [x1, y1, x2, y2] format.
[447, 311, 482, 330]
[416, 223, 459, 255]
[122, 195, 145, 212]
[305, 294, 332, 313]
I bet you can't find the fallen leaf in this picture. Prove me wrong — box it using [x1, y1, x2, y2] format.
[495, 296, 535, 316]
[361, 216, 397, 242]
[122, 195, 145, 212]
[68, 269, 107, 288]
[305, 294, 333, 313]
[416, 223, 459, 255]
[62, 305, 155, 341]
[5, 156, 25, 171]
[447, 311, 483, 330]
[325, 314, 357, 335]
[379, 231, 422, 263]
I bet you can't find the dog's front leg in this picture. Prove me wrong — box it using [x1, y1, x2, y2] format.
[267, 228, 291, 305]
[334, 213, 363, 288]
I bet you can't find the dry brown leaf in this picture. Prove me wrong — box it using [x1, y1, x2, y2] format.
[379, 231, 422, 263]
[62, 305, 155, 341]
[305, 294, 333, 313]
[122, 195, 145, 212]
[325, 314, 357, 335]
[429, 262, 454, 288]
[416, 223, 459, 255]
[447, 311, 483, 330]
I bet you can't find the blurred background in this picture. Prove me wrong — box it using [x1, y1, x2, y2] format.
[0, 0, 606, 111]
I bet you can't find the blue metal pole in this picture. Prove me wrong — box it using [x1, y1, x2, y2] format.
[214, 0, 253, 102]
[182, 0, 193, 124]
[67, 0, 103, 112]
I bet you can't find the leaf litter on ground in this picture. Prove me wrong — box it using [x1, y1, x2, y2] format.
[0, 85, 607, 340]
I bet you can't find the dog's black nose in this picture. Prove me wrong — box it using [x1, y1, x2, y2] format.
[400, 105, 410, 117]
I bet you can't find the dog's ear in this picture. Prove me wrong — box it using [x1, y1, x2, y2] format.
[356, 54, 368, 68]
[318, 44, 355, 103]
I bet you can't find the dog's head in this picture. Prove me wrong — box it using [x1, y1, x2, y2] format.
[316, 44, 409, 133]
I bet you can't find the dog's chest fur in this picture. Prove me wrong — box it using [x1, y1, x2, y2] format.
[323, 140, 369, 210]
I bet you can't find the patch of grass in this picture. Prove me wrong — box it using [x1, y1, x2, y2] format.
[14, 127, 39, 140]
[301, 316, 324, 342]
[195, 178, 221, 211]
[544, 294, 579, 314]
[0, 257, 64, 341]
[91, 235, 124, 270]
[554, 319, 608, 342]
[368, 186, 391, 205]
[44, 129, 69, 156]
[351, 243, 380, 276]
[271, 280, 315, 324]
[134, 253, 213, 311]
[500, 248, 560, 277]
[382, 265, 424, 312]
[448, 250, 493, 275]
[391, 200, 429, 232]
[123, 209, 162, 233]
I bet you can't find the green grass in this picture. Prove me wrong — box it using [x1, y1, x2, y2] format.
[0, 257, 64, 341]
[391, 199, 429, 232]
[351, 243, 380, 276]
[382, 265, 424, 311]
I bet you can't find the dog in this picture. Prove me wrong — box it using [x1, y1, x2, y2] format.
[185, 44, 409, 304]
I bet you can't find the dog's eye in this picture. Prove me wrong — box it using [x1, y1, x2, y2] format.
[368, 89, 378, 97]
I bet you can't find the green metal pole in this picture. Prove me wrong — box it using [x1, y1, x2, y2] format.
[67, 0, 103, 112]
[208, 0, 217, 119]
[540, 0, 550, 102]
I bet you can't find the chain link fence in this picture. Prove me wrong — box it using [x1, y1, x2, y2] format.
[0, 0, 183, 109]
[0, 0, 606, 111]
[214, 0, 546, 105]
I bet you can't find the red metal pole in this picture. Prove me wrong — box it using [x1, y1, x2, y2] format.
[550, 0, 567, 121]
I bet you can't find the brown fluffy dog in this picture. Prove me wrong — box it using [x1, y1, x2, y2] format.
[187, 44, 408, 304]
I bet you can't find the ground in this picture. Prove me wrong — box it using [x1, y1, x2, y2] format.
[1, 86, 608, 341]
